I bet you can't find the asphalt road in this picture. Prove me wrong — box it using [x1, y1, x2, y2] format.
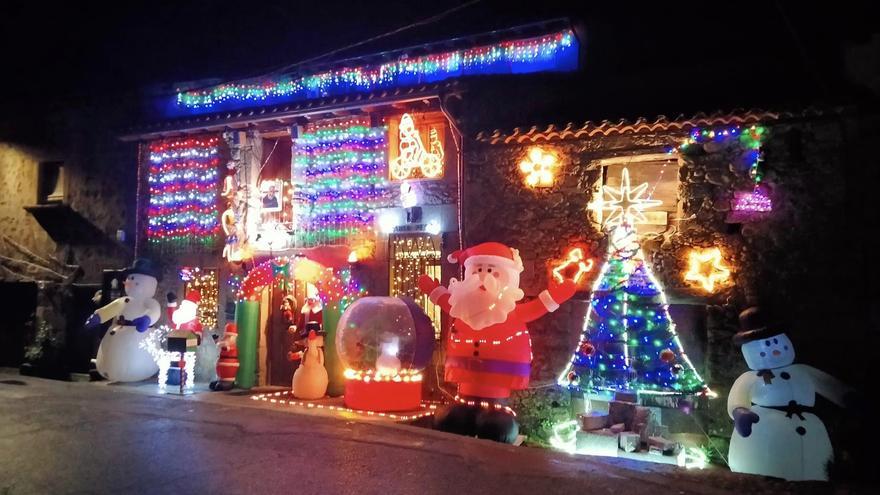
[0, 371, 845, 495]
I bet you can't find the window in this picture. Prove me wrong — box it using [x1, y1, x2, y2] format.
[389, 233, 442, 339]
[183, 267, 219, 331]
[37, 161, 65, 204]
[594, 154, 680, 235]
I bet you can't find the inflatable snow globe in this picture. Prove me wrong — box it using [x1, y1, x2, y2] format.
[336, 297, 434, 411]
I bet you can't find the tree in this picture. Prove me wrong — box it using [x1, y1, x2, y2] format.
[558, 168, 713, 397]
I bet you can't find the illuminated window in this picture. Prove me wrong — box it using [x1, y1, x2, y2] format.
[594, 155, 680, 235]
[389, 233, 442, 339]
[183, 268, 219, 330]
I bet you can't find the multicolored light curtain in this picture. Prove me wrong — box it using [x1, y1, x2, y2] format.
[174, 30, 577, 114]
[293, 117, 389, 247]
[146, 135, 222, 251]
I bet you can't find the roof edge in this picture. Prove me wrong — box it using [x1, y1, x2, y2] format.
[473, 107, 841, 144]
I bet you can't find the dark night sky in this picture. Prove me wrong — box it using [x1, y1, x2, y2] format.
[1, 1, 877, 138]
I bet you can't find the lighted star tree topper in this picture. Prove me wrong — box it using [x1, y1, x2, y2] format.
[559, 168, 714, 397]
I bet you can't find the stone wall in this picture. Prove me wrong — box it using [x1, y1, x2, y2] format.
[0, 112, 136, 283]
[0, 143, 59, 265]
[463, 112, 876, 448]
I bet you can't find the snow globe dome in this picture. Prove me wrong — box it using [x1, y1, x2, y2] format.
[336, 296, 434, 374]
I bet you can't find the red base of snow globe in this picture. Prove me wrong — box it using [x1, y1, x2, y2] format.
[343, 371, 422, 412]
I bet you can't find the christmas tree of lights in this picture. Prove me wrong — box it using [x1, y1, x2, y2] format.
[558, 169, 713, 397]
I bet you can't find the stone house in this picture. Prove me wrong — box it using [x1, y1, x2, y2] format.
[0, 108, 138, 377]
[2, 16, 875, 466]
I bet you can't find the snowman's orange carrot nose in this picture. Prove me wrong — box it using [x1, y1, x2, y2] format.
[772, 350, 781, 356]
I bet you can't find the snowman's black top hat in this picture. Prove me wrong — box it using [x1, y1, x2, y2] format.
[122, 258, 162, 282]
[733, 306, 784, 346]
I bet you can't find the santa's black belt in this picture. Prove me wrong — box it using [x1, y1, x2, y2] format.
[752, 401, 814, 420]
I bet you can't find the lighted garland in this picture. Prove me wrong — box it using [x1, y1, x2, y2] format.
[671, 125, 771, 214]
[147, 135, 222, 249]
[237, 257, 365, 309]
[294, 117, 389, 247]
[175, 30, 577, 113]
[315, 267, 366, 312]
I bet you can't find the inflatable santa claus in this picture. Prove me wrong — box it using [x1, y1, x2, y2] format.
[419, 242, 576, 443]
[210, 322, 239, 391]
[166, 290, 203, 340]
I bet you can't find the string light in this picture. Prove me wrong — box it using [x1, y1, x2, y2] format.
[181, 267, 220, 330]
[157, 350, 196, 393]
[343, 368, 423, 383]
[174, 30, 577, 112]
[389, 234, 441, 337]
[294, 117, 389, 246]
[684, 247, 731, 293]
[548, 419, 708, 469]
[147, 135, 222, 248]
[251, 390, 437, 421]
[237, 257, 365, 311]
[669, 124, 772, 215]
[452, 395, 516, 417]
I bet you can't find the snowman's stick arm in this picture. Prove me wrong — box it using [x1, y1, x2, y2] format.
[727, 372, 757, 418]
[796, 364, 851, 407]
[93, 297, 130, 323]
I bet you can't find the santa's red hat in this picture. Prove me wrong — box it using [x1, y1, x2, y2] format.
[224, 322, 238, 335]
[184, 290, 201, 305]
[447, 242, 523, 273]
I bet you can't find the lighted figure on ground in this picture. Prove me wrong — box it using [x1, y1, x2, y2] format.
[728, 307, 854, 481]
[85, 259, 162, 382]
[292, 329, 328, 400]
[210, 322, 239, 391]
[418, 242, 577, 443]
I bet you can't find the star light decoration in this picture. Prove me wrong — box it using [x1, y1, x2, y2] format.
[519, 147, 559, 188]
[684, 247, 731, 293]
[589, 168, 663, 229]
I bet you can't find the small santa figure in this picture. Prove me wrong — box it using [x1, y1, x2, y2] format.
[728, 307, 854, 481]
[299, 294, 323, 337]
[419, 242, 576, 443]
[166, 291, 204, 341]
[210, 322, 239, 391]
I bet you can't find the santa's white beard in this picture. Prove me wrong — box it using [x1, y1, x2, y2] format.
[447, 273, 523, 330]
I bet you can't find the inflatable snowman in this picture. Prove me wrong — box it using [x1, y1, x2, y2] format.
[291, 329, 328, 400]
[375, 335, 401, 376]
[86, 259, 162, 382]
[728, 307, 851, 481]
